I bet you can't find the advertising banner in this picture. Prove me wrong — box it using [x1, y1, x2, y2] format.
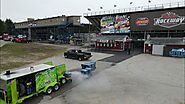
[163, 46, 185, 57]
[115, 15, 130, 33]
[36, 68, 56, 91]
[154, 12, 185, 28]
[101, 16, 115, 33]
[135, 17, 149, 26]
[130, 8, 185, 31]
[100, 15, 130, 33]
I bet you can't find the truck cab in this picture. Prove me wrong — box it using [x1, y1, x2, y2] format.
[80, 61, 96, 75]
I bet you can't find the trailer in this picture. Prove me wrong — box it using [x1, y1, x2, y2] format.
[0, 63, 72, 104]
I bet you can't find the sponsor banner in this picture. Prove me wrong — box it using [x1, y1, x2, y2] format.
[100, 15, 130, 33]
[169, 48, 185, 57]
[135, 17, 149, 26]
[101, 16, 115, 33]
[154, 12, 185, 28]
[164, 46, 185, 57]
[130, 8, 185, 31]
[114, 15, 130, 33]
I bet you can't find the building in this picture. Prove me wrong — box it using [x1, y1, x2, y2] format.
[144, 37, 185, 57]
[93, 35, 131, 51]
[14, 15, 96, 42]
[84, 1, 185, 51]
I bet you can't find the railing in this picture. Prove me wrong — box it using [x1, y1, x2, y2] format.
[84, 1, 185, 16]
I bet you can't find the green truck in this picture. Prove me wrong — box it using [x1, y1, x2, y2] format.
[0, 62, 72, 104]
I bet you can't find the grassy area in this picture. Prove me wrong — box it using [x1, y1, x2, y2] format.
[0, 43, 66, 72]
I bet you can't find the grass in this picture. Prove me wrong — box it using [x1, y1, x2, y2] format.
[0, 43, 66, 72]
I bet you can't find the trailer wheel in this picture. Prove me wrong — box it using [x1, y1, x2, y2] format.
[46, 87, 53, 95]
[53, 84, 60, 91]
[64, 55, 68, 58]
[61, 78, 66, 84]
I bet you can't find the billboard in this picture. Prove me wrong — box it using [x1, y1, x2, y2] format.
[130, 8, 185, 31]
[101, 15, 130, 33]
[114, 15, 130, 33]
[153, 12, 185, 28]
[101, 16, 115, 33]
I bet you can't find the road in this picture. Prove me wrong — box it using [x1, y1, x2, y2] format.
[0, 40, 10, 47]
[20, 49, 184, 104]
[23, 51, 115, 104]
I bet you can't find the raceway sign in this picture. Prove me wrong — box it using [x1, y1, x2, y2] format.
[169, 48, 185, 57]
[154, 12, 185, 28]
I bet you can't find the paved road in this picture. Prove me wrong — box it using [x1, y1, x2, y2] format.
[0, 40, 10, 47]
[63, 54, 184, 104]
[23, 48, 143, 104]
[97, 48, 143, 63]
[12, 47, 184, 104]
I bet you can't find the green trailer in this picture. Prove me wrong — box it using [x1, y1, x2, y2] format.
[0, 63, 72, 104]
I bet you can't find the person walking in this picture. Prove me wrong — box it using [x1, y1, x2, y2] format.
[128, 47, 131, 55]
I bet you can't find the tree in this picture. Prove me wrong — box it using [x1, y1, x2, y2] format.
[4, 19, 15, 35]
[0, 19, 6, 35]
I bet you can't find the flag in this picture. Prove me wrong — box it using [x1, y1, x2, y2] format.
[87, 8, 91, 11]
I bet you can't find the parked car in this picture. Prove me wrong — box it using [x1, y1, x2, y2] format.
[64, 49, 92, 61]
[12, 35, 30, 43]
[0, 35, 2, 40]
[1, 33, 12, 41]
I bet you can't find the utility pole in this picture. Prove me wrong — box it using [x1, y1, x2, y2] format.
[28, 26, 31, 41]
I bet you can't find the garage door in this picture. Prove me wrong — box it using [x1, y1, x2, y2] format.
[152, 45, 164, 56]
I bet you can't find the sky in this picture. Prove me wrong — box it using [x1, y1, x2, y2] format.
[0, 0, 183, 23]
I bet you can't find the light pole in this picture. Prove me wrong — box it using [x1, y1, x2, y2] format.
[28, 23, 36, 41]
[148, 0, 151, 9]
[87, 8, 91, 33]
[113, 5, 117, 13]
[28, 24, 32, 41]
[87, 8, 92, 46]
[129, 2, 133, 11]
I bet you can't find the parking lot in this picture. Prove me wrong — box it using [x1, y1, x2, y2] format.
[23, 52, 184, 104]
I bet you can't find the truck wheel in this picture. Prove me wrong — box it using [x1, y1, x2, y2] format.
[68, 79, 72, 83]
[78, 57, 82, 61]
[61, 78, 66, 84]
[46, 87, 53, 95]
[53, 84, 60, 91]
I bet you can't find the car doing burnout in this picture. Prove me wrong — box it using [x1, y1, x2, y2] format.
[64, 49, 92, 61]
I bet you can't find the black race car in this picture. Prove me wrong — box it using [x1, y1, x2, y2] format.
[64, 49, 92, 61]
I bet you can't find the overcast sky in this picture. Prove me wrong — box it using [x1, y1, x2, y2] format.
[0, 0, 183, 23]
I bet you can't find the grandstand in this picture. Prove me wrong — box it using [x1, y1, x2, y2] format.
[84, 1, 185, 51]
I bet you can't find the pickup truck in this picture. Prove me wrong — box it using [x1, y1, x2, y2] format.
[64, 49, 92, 61]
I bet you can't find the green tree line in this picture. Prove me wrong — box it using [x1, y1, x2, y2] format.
[0, 19, 15, 35]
